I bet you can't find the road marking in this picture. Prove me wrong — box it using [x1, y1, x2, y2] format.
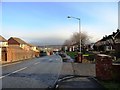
[34, 62, 40, 65]
[0, 67, 28, 79]
[12, 67, 27, 74]
[56, 59, 58, 60]
[49, 59, 53, 62]
[0, 61, 22, 67]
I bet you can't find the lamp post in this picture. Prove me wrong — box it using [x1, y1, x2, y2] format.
[67, 16, 81, 54]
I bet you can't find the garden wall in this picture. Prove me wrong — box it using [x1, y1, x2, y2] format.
[7, 45, 35, 62]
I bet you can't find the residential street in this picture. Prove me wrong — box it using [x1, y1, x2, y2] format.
[1, 55, 63, 88]
[0, 55, 104, 89]
[1, 2, 120, 90]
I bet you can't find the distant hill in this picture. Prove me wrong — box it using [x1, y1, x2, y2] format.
[38, 45, 62, 49]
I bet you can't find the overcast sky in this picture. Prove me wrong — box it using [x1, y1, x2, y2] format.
[1, 1, 119, 45]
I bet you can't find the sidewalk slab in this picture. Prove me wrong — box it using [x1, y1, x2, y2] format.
[73, 63, 96, 77]
[59, 62, 74, 78]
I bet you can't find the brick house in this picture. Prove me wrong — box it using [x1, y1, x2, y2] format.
[0, 35, 8, 61]
[6, 37, 39, 62]
[0, 35, 8, 47]
[8, 37, 30, 51]
[28, 44, 40, 57]
[28, 44, 39, 52]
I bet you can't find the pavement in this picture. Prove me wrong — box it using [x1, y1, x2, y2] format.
[58, 62, 104, 89]
[59, 63, 73, 78]
[58, 77, 103, 88]
[72, 63, 96, 77]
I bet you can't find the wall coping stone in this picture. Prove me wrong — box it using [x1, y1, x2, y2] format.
[97, 54, 111, 57]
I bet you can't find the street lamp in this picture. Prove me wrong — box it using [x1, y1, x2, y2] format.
[67, 16, 81, 54]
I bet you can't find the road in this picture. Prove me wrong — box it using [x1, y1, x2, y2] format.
[0, 55, 63, 89]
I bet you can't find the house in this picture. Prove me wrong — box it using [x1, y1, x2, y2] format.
[8, 37, 30, 51]
[85, 43, 95, 51]
[7, 37, 39, 62]
[0, 36, 40, 63]
[94, 29, 120, 53]
[114, 29, 120, 44]
[62, 42, 80, 52]
[28, 44, 39, 52]
[28, 44, 40, 57]
[0, 35, 8, 61]
[114, 29, 120, 53]
[0, 35, 8, 47]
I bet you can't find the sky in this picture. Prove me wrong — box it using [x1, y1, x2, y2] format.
[1, 1, 119, 45]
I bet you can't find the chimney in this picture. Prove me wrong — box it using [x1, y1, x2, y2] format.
[113, 32, 115, 36]
[117, 29, 120, 32]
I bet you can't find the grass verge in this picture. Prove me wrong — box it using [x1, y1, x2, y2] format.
[66, 52, 78, 59]
[99, 80, 120, 90]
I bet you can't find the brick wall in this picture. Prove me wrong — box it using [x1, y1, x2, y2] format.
[7, 45, 35, 62]
[112, 64, 120, 81]
[96, 54, 112, 80]
[0, 48, 1, 61]
[34, 52, 40, 57]
[114, 43, 120, 53]
[74, 53, 83, 63]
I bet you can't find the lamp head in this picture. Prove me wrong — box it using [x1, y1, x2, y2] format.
[67, 16, 71, 18]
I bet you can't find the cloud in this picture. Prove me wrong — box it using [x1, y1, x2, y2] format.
[2, 25, 78, 45]
[30, 37, 65, 45]
[2, 16, 118, 45]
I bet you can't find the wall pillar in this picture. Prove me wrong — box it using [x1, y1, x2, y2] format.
[96, 54, 112, 80]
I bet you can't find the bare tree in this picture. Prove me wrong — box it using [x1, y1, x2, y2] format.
[63, 31, 90, 46]
[71, 32, 89, 45]
[63, 39, 72, 46]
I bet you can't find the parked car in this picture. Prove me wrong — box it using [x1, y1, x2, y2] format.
[40, 51, 47, 57]
[59, 52, 74, 62]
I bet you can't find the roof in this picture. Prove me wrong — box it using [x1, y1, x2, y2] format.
[116, 32, 120, 38]
[96, 29, 120, 43]
[114, 30, 120, 38]
[9, 37, 27, 44]
[0, 35, 7, 42]
[27, 43, 36, 47]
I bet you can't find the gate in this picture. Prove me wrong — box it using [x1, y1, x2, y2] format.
[2, 47, 7, 61]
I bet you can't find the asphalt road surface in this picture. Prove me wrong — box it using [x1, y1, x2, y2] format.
[0, 55, 63, 89]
